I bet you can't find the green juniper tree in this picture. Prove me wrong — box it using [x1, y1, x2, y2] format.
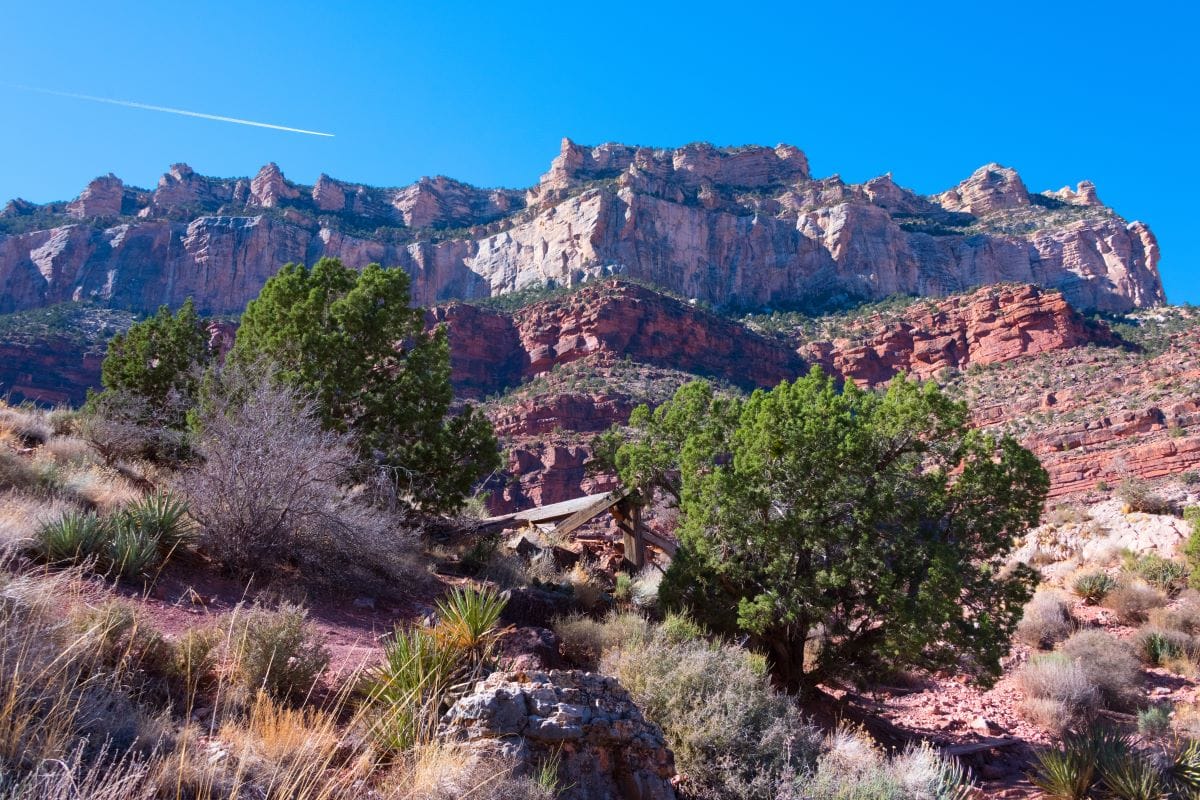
[96, 298, 211, 428]
[606, 369, 1048, 695]
[229, 258, 499, 512]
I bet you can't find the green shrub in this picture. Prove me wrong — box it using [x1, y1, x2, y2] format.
[804, 727, 973, 800]
[230, 604, 330, 703]
[1074, 572, 1118, 605]
[1138, 706, 1172, 738]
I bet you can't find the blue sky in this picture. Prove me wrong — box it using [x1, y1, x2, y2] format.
[1, 1, 1195, 303]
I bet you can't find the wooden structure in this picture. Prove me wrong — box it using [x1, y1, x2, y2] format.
[481, 489, 675, 569]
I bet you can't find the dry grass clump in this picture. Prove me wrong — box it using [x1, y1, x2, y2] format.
[1059, 630, 1142, 711]
[1104, 581, 1169, 624]
[1148, 591, 1200, 634]
[801, 725, 973, 800]
[554, 612, 651, 669]
[0, 405, 52, 446]
[1017, 654, 1101, 733]
[1015, 590, 1074, 649]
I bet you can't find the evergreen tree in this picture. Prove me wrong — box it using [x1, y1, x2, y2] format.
[609, 369, 1048, 695]
[98, 298, 210, 427]
[229, 258, 499, 512]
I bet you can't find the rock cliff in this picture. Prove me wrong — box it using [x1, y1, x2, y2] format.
[0, 139, 1165, 316]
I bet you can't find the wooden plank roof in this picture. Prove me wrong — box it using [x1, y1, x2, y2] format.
[481, 489, 629, 528]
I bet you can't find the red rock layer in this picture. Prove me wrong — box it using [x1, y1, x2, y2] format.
[801, 284, 1119, 388]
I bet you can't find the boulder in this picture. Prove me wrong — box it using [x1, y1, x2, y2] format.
[439, 670, 676, 800]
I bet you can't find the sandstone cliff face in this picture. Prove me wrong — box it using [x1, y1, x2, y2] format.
[0, 140, 1165, 317]
[796, 284, 1119, 387]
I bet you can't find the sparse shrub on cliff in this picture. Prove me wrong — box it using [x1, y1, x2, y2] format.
[607, 371, 1048, 694]
[1074, 572, 1118, 605]
[1117, 478, 1172, 515]
[229, 258, 500, 513]
[1017, 590, 1075, 648]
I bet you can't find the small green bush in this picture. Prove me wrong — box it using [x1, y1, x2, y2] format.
[1185, 507, 1200, 590]
[1074, 572, 1118, 605]
[230, 604, 330, 703]
[1138, 706, 1172, 738]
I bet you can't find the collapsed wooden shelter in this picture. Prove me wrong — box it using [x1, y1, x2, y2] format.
[481, 489, 675, 569]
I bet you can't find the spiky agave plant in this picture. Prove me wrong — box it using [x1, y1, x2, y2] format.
[104, 524, 162, 582]
[1100, 751, 1165, 800]
[1165, 738, 1200, 797]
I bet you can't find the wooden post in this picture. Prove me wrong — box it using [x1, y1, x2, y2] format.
[621, 500, 645, 570]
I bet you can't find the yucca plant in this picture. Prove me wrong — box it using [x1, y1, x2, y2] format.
[434, 584, 507, 665]
[119, 490, 193, 554]
[1100, 750, 1165, 800]
[33, 511, 109, 565]
[1166, 738, 1200, 796]
[1074, 572, 1118, 605]
[364, 626, 461, 751]
[1033, 747, 1097, 800]
[104, 525, 162, 582]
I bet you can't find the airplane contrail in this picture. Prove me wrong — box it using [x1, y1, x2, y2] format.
[7, 84, 335, 137]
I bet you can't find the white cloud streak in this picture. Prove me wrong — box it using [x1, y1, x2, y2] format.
[9, 85, 335, 137]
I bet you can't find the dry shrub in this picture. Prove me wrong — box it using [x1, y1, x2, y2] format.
[1148, 591, 1200, 634]
[1059, 629, 1142, 710]
[565, 562, 606, 612]
[1104, 581, 1168, 623]
[1017, 654, 1100, 733]
[180, 371, 417, 592]
[382, 742, 554, 800]
[0, 405, 51, 446]
[0, 490, 72, 551]
[554, 612, 650, 669]
[42, 436, 94, 467]
[602, 621, 821, 800]
[1016, 590, 1074, 649]
[79, 391, 193, 467]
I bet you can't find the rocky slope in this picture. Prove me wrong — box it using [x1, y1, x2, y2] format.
[458, 281, 1196, 512]
[0, 140, 1164, 317]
